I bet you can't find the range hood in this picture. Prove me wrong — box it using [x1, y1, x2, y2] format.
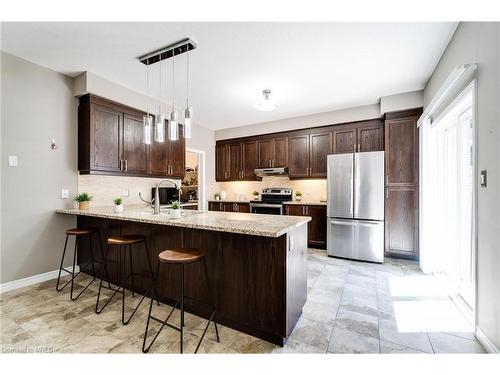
[254, 167, 289, 177]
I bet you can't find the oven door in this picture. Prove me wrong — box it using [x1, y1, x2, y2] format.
[250, 203, 283, 215]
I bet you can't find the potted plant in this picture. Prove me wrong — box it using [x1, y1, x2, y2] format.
[252, 191, 260, 200]
[113, 197, 123, 213]
[74, 192, 93, 210]
[170, 200, 182, 219]
[214, 193, 221, 201]
[295, 191, 303, 202]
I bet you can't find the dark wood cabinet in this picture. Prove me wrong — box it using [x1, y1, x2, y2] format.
[78, 94, 185, 178]
[284, 204, 327, 248]
[332, 127, 356, 154]
[208, 201, 250, 213]
[384, 109, 421, 260]
[288, 135, 310, 178]
[241, 141, 258, 180]
[215, 118, 382, 181]
[257, 137, 288, 168]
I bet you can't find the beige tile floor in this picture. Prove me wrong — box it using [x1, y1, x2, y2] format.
[1, 249, 485, 354]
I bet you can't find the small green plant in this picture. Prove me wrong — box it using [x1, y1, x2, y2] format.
[252, 190, 259, 196]
[113, 197, 122, 205]
[295, 191, 303, 197]
[170, 200, 181, 209]
[74, 192, 93, 202]
[214, 193, 220, 199]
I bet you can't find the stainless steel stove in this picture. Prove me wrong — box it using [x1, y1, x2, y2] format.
[249, 188, 292, 215]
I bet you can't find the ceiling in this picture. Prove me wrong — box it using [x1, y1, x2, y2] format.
[1, 22, 457, 130]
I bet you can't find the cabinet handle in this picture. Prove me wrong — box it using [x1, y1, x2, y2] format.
[386, 175, 389, 185]
[386, 187, 389, 199]
[124, 160, 128, 172]
[119, 159, 123, 171]
[358, 143, 361, 152]
[220, 203, 223, 211]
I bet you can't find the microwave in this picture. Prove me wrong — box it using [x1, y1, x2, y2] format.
[151, 187, 180, 205]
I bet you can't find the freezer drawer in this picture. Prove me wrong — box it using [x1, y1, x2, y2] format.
[327, 218, 384, 263]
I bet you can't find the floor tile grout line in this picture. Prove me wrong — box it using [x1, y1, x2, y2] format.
[326, 260, 349, 351]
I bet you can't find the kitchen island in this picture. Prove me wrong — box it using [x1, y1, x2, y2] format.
[56, 206, 310, 345]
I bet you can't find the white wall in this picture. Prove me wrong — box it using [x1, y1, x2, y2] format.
[424, 22, 500, 350]
[215, 103, 381, 140]
[380, 90, 423, 114]
[1, 52, 77, 283]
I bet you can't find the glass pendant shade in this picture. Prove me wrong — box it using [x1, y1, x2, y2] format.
[168, 110, 179, 141]
[155, 113, 165, 142]
[143, 115, 152, 145]
[183, 106, 193, 139]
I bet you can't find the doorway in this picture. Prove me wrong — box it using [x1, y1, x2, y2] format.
[421, 82, 476, 323]
[184, 148, 206, 211]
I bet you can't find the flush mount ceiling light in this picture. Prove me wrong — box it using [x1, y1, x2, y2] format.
[255, 89, 278, 112]
[138, 38, 197, 143]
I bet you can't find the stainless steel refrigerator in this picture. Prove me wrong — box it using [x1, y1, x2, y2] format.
[327, 151, 385, 263]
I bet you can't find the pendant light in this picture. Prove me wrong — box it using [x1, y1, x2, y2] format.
[143, 60, 152, 144]
[168, 48, 179, 141]
[154, 57, 165, 142]
[183, 49, 192, 139]
[255, 89, 278, 112]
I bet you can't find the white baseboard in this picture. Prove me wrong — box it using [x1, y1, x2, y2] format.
[476, 327, 499, 353]
[0, 266, 80, 294]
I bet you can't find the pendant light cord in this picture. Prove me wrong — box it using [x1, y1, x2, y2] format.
[146, 60, 150, 116]
[172, 48, 175, 111]
[186, 49, 190, 107]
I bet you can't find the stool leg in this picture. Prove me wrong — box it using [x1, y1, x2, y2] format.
[142, 261, 160, 353]
[96, 231, 111, 288]
[121, 246, 126, 324]
[56, 235, 70, 291]
[69, 237, 78, 300]
[180, 263, 185, 354]
[129, 244, 135, 297]
[89, 234, 97, 281]
[96, 245, 118, 314]
[144, 240, 160, 305]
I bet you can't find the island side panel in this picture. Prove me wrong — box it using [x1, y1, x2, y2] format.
[76, 216, 290, 345]
[286, 223, 308, 338]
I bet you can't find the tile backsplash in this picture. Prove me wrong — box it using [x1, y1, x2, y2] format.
[214, 176, 327, 202]
[78, 175, 181, 207]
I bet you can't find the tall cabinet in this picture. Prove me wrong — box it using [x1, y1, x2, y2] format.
[384, 109, 421, 260]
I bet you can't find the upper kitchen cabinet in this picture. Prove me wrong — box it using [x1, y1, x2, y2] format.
[215, 140, 258, 182]
[78, 94, 185, 178]
[257, 137, 288, 168]
[288, 131, 332, 178]
[384, 108, 421, 261]
[332, 120, 384, 154]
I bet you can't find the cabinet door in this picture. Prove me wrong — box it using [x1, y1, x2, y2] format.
[385, 187, 418, 259]
[209, 202, 223, 211]
[122, 112, 148, 174]
[222, 202, 235, 212]
[228, 142, 242, 180]
[149, 120, 169, 176]
[241, 141, 258, 180]
[285, 204, 305, 216]
[273, 137, 289, 167]
[236, 203, 250, 213]
[91, 104, 123, 172]
[216, 144, 229, 181]
[385, 118, 417, 184]
[309, 132, 332, 178]
[168, 124, 185, 178]
[332, 128, 356, 154]
[307, 205, 327, 248]
[257, 139, 274, 168]
[288, 135, 310, 178]
[357, 123, 384, 152]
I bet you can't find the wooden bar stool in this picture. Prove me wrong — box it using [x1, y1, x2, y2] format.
[96, 234, 160, 325]
[142, 248, 219, 354]
[56, 227, 107, 301]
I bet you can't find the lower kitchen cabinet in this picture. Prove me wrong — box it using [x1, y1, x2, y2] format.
[284, 204, 327, 248]
[208, 202, 250, 213]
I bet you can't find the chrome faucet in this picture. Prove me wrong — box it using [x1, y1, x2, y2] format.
[153, 179, 182, 214]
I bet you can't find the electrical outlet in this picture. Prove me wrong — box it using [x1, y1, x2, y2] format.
[8, 155, 18, 167]
[121, 189, 130, 197]
[61, 189, 69, 199]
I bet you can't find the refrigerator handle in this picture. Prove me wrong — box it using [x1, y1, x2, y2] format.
[330, 220, 355, 226]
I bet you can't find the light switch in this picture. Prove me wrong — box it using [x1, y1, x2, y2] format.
[8, 155, 18, 167]
[61, 189, 69, 199]
[121, 189, 130, 197]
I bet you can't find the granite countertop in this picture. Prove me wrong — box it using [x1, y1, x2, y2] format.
[56, 206, 310, 238]
[283, 200, 327, 206]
